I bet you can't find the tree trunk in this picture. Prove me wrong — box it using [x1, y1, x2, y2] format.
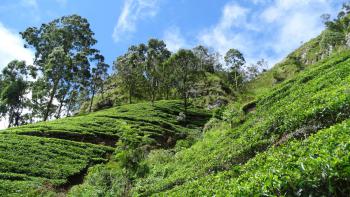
[56, 100, 64, 119]
[129, 87, 132, 104]
[184, 92, 188, 116]
[166, 87, 169, 100]
[44, 80, 58, 121]
[151, 78, 156, 105]
[101, 85, 104, 100]
[89, 87, 95, 112]
[234, 71, 238, 90]
[7, 107, 14, 128]
[66, 96, 73, 117]
[14, 110, 20, 127]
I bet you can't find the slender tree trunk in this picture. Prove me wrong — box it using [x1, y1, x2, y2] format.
[89, 87, 95, 112]
[151, 78, 155, 105]
[44, 81, 58, 121]
[7, 107, 14, 128]
[14, 110, 20, 127]
[56, 100, 64, 119]
[101, 85, 104, 100]
[234, 71, 238, 90]
[129, 87, 132, 104]
[183, 74, 188, 117]
[184, 92, 188, 116]
[66, 96, 73, 117]
[152, 79, 156, 105]
[166, 87, 169, 100]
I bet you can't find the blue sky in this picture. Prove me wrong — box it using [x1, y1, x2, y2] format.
[0, 0, 345, 71]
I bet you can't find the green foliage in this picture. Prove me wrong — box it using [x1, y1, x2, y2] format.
[0, 134, 112, 196]
[20, 14, 109, 121]
[167, 49, 203, 115]
[90, 43, 235, 112]
[0, 100, 209, 196]
[162, 119, 350, 196]
[131, 51, 350, 196]
[7, 100, 210, 148]
[67, 101, 209, 197]
[5, 6, 350, 197]
[114, 44, 148, 104]
[0, 60, 34, 127]
[114, 121, 152, 177]
[225, 48, 246, 90]
[68, 162, 127, 197]
[320, 30, 345, 50]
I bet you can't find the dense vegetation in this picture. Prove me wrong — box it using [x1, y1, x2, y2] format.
[0, 101, 209, 196]
[1, 2, 350, 197]
[130, 50, 350, 196]
[0, 15, 265, 126]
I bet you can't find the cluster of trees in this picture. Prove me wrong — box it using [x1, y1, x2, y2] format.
[321, 2, 350, 31]
[0, 14, 267, 128]
[0, 15, 109, 127]
[114, 40, 266, 113]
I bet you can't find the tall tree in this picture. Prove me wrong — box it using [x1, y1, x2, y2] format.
[43, 47, 70, 121]
[0, 60, 34, 127]
[145, 39, 171, 104]
[89, 54, 109, 112]
[167, 49, 200, 115]
[224, 49, 246, 90]
[115, 44, 146, 104]
[192, 45, 219, 73]
[245, 59, 268, 81]
[160, 60, 176, 100]
[21, 15, 99, 121]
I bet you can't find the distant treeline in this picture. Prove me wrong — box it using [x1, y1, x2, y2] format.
[0, 15, 267, 127]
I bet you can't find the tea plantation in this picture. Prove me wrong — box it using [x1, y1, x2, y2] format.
[129, 51, 350, 196]
[0, 100, 210, 196]
[3, 50, 350, 196]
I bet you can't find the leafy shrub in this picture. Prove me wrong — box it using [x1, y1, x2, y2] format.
[202, 117, 221, 132]
[320, 30, 345, 51]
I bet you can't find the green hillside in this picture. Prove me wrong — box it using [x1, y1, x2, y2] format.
[2, 4, 350, 197]
[0, 101, 210, 196]
[131, 51, 350, 196]
[3, 31, 350, 197]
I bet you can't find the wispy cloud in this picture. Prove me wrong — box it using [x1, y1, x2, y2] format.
[197, 3, 251, 63]
[196, 0, 340, 67]
[163, 26, 189, 52]
[0, 22, 34, 70]
[0, 0, 41, 22]
[113, 0, 161, 42]
[261, 0, 335, 57]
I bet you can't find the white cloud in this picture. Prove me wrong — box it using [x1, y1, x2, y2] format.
[262, 0, 335, 58]
[197, 3, 250, 63]
[163, 27, 188, 52]
[113, 0, 161, 42]
[0, 23, 34, 70]
[197, 0, 339, 67]
[219, 3, 249, 29]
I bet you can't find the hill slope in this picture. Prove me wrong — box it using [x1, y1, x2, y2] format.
[130, 51, 350, 196]
[3, 15, 350, 197]
[0, 100, 210, 196]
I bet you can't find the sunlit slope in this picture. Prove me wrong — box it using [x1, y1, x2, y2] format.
[0, 135, 112, 196]
[0, 100, 210, 196]
[133, 51, 350, 196]
[244, 28, 349, 101]
[6, 100, 210, 147]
